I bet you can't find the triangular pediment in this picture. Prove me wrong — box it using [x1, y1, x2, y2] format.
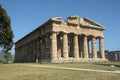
[80, 17, 106, 30]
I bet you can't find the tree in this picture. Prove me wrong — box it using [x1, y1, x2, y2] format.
[4, 51, 12, 62]
[0, 4, 14, 51]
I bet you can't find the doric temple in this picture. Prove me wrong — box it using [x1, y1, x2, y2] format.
[15, 16, 108, 63]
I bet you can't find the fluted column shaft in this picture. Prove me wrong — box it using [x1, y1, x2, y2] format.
[51, 32, 57, 61]
[63, 33, 68, 59]
[73, 34, 79, 59]
[36, 39, 39, 59]
[83, 35, 88, 58]
[99, 37, 105, 58]
[92, 37, 97, 58]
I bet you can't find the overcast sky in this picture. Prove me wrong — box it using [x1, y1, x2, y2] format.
[0, 0, 120, 53]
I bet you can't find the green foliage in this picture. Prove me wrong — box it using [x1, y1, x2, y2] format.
[4, 51, 12, 60]
[0, 59, 3, 63]
[0, 4, 14, 51]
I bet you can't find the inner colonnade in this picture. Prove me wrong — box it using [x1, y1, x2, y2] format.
[15, 16, 107, 63]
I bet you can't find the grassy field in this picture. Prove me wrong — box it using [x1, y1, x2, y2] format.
[39, 62, 120, 70]
[0, 62, 120, 80]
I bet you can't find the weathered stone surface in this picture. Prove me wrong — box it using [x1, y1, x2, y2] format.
[92, 37, 97, 59]
[15, 16, 107, 63]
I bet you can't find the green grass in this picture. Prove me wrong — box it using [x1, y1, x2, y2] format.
[39, 62, 120, 71]
[0, 62, 120, 80]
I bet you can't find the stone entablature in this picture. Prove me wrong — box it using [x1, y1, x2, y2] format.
[15, 16, 107, 63]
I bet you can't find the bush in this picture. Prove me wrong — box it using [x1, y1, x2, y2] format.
[0, 59, 3, 63]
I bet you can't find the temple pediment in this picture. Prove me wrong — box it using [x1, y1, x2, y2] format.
[51, 16, 106, 30]
[66, 16, 79, 25]
[80, 17, 106, 30]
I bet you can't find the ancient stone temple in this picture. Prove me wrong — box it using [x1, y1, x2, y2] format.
[15, 16, 107, 63]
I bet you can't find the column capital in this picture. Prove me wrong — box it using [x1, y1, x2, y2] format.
[63, 32, 68, 35]
[91, 35, 97, 38]
[83, 34, 89, 37]
[92, 37, 96, 44]
[73, 33, 79, 36]
[99, 36, 104, 39]
[51, 31, 58, 34]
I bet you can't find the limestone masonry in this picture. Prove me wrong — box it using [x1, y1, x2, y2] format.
[15, 16, 107, 63]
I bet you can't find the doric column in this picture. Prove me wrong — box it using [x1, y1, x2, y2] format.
[36, 39, 39, 60]
[88, 41, 90, 58]
[115, 53, 118, 61]
[29, 42, 32, 62]
[33, 40, 36, 61]
[83, 35, 88, 58]
[26, 42, 29, 62]
[51, 32, 58, 62]
[92, 37, 97, 59]
[45, 35, 49, 54]
[79, 36, 83, 58]
[34, 40, 37, 62]
[39, 38, 42, 61]
[63, 33, 68, 59]
[73, 34, 79, 59]
[41, 36, 47, 61]
[99, 37, 105, 58]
